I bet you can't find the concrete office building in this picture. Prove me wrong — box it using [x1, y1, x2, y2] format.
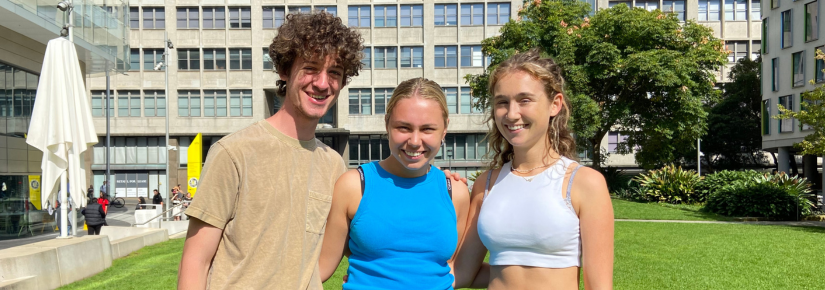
[0, 0, 130, 239]
[87, 0, 762, 200]
[761, 0, 824, 183]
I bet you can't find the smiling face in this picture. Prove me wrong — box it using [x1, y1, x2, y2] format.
[278, 54, 345, 121]
[492, 70, 563, 150]
[386, 96, 448, 174]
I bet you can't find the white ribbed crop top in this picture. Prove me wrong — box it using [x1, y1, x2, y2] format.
[477, 157, 583, 268]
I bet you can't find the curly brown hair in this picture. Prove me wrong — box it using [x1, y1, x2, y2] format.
[268, 11, 364, 96]
[486, 48, 578, 169]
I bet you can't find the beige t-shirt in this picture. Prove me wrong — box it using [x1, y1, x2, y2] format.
[186, 120, 347, 290]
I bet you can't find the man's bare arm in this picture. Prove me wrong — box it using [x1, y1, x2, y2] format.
[178, 218, 223, 290]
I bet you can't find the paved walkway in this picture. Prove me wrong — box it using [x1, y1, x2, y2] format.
[616, 219, 825, 228]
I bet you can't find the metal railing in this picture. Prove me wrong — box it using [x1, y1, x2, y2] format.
[130, 202, 187, 228]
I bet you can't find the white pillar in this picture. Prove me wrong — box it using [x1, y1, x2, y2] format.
[777, 147, 790, 174]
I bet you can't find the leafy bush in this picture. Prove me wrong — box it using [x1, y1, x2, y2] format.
[695, 170, 763, 202]
[600, 166, 634, 193]
[613, 186, 647, 202]
[704, 177, 815, 220]
[633, 164, 702, 204]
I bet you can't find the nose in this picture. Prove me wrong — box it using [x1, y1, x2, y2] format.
[312, 71, 330, 93]
[407, 132, 422, 148]
[506, 100, 520, 121]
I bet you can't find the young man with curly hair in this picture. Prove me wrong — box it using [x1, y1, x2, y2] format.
[178, 12, 364, 289]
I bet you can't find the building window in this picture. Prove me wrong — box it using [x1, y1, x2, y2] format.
[374, 47, 397, 69]
[724, 0, 748, 20]
[778, 95, 794, 132]
[807, 1, 819, 42]
[762, 19, 769, 54]
[230, 90, 253, 116]
[751, 41, 761, 59]
[801, 94, 814, 130]
[349, 88, 372, 115]
[400, 47, 424, 68]
[262, 7, 285, 28]
[177, 49, 200, 70]
[726, 41, 748, 63]
[435, 46, 458, 68]
[444, 87, 459, 114]
[752, 0, 761, 20]
[143, 7, 165, 29]
[663, 0, 686, 21]
[771, 58, 779, 91]
[203, 48, 227, 70]
[348, 6, 371, 27]
[461, 45, 484, 67]
[129, 49, 140, 71]
[176, 7, 199, 29]
[635, 0, 659, 11]
[229, 48, 252, 70]
[289, 6, 311, 15]
[317, 6, 338, 16]
[771, 0, 779, 9]
[263, 48, 272, 70]
[461, 4, 483, 26]
[487, 3, 510, 25]
[117, 90, 141, 117]
[400, 5, 423, 26]
[781, 10, 792, 48]
[375, 88, 393, 114]
[793, 51, 804, 87]
[203, 7, 226, 29]
[178, 90, 201, 117]
[608, 131, 629, 153]
[816, 46, 825, 82]
[439, 133, 487, 160]
[91, 91, 114, 117]
[229, 7, 251, 28]
[143, 90, 165, 117]
[761, 99, 770, 135]
[129, 7, 139, 29]
[362, 48, 371, 69]
[348, 135, 390, 166]
[435, 4, 458, 26]
[143, 49, 163, 71]
[460, 87, 472, 114]
[375, 6, 397, 27]
[203, 90, 228, 117]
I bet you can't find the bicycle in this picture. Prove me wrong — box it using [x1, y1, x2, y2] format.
[108, 193, 125, 208]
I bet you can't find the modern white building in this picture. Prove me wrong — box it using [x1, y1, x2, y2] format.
[761, 0, 823, 182]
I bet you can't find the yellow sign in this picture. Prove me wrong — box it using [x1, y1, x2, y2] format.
[187, 133, 202, 196]
[28, 175, 41, 210]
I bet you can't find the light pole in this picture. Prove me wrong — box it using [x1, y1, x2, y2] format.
[155, 32, 173, 212]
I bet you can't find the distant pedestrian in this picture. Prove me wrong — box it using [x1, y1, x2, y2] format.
[152, 189, 163, 206]
[172, 189, 184, 221]
[136, 197, 147, 210]
[54, 197, 73, 232]
[99, 181, 109, 199]
[98, 192, 109, 214]
[82, 198, 106, 235]
[86, 185, 94, 202]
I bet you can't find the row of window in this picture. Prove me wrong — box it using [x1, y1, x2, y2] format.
[348, 87, 481, 115]
[89, 90, 253, 118]
[92, 137, 168, 165]
[129, 48, 256, 71]
[608, 0, 759, 22]
[347, 133, 489, 165]
[361, 46, 488, 69]
[128, 4, 510, 30]
[761, 95, 812, 135]
[763, 1, 819, 54]
[725, 41, 761, 62]
[768, 45, 825, 92]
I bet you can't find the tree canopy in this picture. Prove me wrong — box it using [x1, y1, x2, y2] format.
[466, 0, 728, 169]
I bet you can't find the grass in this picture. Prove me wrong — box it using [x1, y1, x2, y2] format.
[58, 203, 825, 290]
[612, 198, 732, 221]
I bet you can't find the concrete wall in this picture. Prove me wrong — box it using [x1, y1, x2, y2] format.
[0, 235, 112, 290]
[102, 227, 169, 259]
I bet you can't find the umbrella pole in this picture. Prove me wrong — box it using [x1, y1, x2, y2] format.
[59, 171, 68, 238]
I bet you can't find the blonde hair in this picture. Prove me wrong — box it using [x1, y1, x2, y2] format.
[384, 78, 449, 126]
[485, 48, 577, 169]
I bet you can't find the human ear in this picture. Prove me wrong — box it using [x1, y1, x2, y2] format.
[549, 93, 564, 116]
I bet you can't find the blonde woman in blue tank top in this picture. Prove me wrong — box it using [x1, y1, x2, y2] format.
[453, 48, 615, 290]
[319, 78, 471, 289]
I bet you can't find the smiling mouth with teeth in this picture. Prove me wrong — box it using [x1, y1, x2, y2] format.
[310, 94, 327, 100]
[404, 150, 423, 157]
[507, 124, 527, 130]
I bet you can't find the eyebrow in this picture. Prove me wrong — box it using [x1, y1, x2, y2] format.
[494, 92, 536, 100]
[393, 120, 440, 127]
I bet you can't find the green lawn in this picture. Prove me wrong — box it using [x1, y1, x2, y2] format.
[59, 202, 825, 290]
[612, 198, 732, 221]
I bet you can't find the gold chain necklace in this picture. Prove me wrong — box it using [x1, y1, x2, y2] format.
[510, 159, 558, 174]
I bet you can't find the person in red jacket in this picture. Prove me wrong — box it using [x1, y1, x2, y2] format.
[97, 191, 109, 214]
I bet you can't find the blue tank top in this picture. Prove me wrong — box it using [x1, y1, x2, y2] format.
[345, 162, 457, 290]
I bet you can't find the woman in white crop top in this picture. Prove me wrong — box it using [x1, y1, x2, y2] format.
[451, 48, 615, 290]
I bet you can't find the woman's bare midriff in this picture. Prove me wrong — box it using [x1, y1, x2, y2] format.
[488, 265, 580, 290]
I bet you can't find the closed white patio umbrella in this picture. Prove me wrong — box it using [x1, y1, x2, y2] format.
[26, 37, 98, 237]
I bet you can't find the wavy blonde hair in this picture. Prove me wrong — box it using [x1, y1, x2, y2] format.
[384, 78, 449, 127]
[486, 48, 577, 169]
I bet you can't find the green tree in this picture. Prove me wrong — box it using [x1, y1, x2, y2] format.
[703, 57, 770, 169]
[465, 0, 728, 169]
[776, 50, 825, 156]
